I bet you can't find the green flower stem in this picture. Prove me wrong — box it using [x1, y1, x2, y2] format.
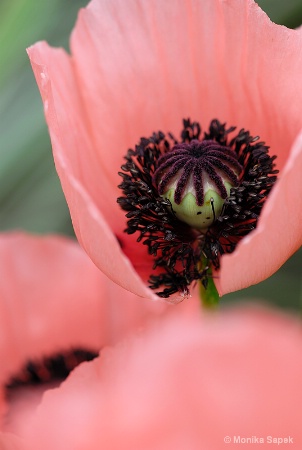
[199, 260, 220, 309]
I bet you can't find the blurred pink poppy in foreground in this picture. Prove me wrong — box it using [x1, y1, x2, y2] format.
[28, 0, 302, 302]
[0, 234, 301, 449]
[14, 305, 302, 450]
[0, 232, 167, 447]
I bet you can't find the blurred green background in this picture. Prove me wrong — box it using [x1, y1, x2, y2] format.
[0, 0, 301, 310]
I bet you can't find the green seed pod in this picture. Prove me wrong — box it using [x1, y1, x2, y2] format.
[163, 181, 232, 230]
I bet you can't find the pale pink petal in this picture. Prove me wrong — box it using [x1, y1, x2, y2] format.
[0, 232, 166, 391]
[0, 235, 201, 435]
[28, 0, 302, 298]
[27, 43, 159, 301]
[22, 306, 302, 449]
[71, 0, 302, 170]
[217, 128, 302, 295]
[0, 433, 25, 450]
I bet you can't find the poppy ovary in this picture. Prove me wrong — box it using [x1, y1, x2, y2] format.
[153, 139, 242, 230]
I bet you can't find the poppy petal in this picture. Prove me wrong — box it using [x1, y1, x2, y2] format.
[0, 232, 165, 388]
[28, 0, 302, 298]
[27, 43, 158, 300]
[217, 130, 302, 295]
[21, 306, 302, 449]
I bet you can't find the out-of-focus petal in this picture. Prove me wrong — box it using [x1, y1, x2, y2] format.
[22, 306, 302, 449]
[0, 232, 165, 390]
[217, 129, 302, 295]
[0, 433, 25, 450]
[1, 235, 202, 436]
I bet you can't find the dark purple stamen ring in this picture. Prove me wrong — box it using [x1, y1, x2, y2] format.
[117, 118, 279, 298]
[153, 139, 242, 206]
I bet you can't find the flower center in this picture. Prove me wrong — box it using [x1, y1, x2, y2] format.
[153, 139, 242, 230]
[117, 119, 278, 299]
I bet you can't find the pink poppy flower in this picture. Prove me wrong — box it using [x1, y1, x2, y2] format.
[0, 236, 299, 448]
[14, 305, 302, 450]
[0, 432, 24, 450]
[28, 0, 302, 302]
[0, 232, 170, 445]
